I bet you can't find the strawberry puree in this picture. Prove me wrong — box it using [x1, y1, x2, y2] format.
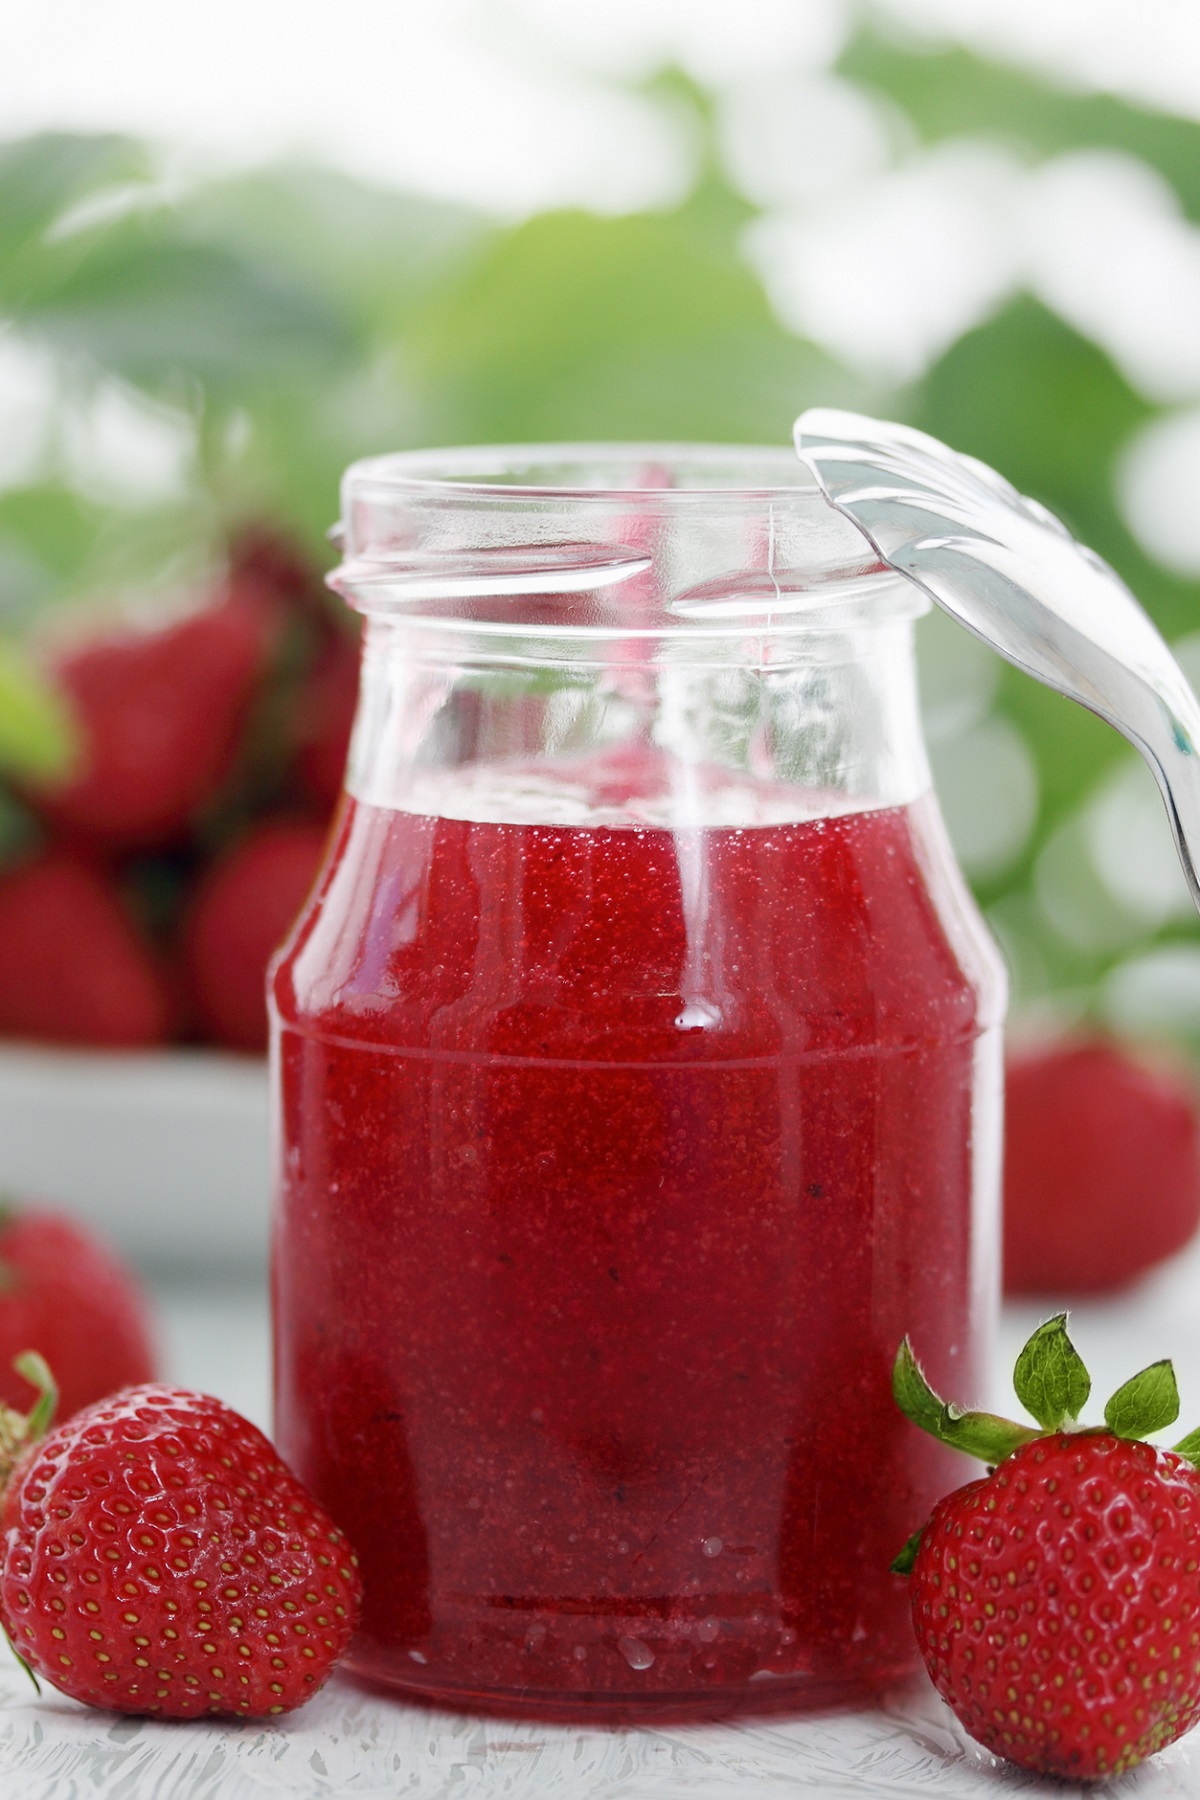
[272, 791, 997, 1719]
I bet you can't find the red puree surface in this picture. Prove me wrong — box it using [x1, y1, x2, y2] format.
[272, 791, 994, 1720]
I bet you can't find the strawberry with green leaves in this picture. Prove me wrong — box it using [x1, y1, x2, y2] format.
[0, 1359, 361, 1718]
[894, 1316, 1200, 1780]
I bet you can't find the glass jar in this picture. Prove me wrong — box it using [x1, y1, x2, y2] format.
[271, 445, 1005, 1721]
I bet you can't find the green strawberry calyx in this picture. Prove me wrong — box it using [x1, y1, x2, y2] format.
[0, 1352, 57, 1692]
[892, 1314, 1199, 1575]
[0, 1351, 58, 1491]
[0, 1202, 22, 1303]
[0, 1196, 18, 1295]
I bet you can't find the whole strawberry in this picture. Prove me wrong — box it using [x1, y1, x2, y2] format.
[0, 850, 174, 1049]
[0, 1204, 157, 1421]
[32, 588, 277, 853]
[894, 1318, 1200, 1779]
[181, 818, 328, 1053]
[1005, 1036, 1200, 1296]
[0, 1363, 361, 1718]
[290, 623, 360, 811]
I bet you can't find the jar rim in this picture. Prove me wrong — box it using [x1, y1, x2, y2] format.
[333, 440, 920, 634]
[342, 442, 826, 505]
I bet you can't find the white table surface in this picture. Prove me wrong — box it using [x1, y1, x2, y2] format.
[6, 1248, 1200, 1800]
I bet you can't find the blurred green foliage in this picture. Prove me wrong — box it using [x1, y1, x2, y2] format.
[2, 25, 1200, 1035]
[842, 31, 1200, 221]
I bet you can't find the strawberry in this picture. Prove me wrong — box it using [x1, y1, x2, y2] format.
[32, 588, 277, 853]
[290, 621, 360, 811]
[0, 1362, 361, 1718]
[1005, 1036, 1200, 1296]
[226, 524, 326, 625]
[181, 819, 328, 1053]
[0, 850, 174, 1048]
[893, 1316, 1200, 1779]
[0, 1204, 157, 1421]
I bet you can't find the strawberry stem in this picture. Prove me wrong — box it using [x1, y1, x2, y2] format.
[936, 1402, 1040, 1464]
[892, 1339, 1039, 1464]
[14, 1353, 57, 1443]
[0, 1353, 58, 1496]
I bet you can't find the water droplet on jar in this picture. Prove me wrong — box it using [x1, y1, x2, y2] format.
[408, 1649, 428, 1664]
[573, 1645, 587, 1662]
[696, 1616, 721, 1643]
[702, 1537, 723, 1558]
[617, 1636, 655, 1670]
[524, 1623, 547, 1653]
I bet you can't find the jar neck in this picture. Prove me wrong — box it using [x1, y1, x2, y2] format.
[346, 615, 931, 828]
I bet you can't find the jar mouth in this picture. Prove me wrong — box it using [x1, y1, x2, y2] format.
[342, 442, 831, 503]
[333, 440, 920, 637]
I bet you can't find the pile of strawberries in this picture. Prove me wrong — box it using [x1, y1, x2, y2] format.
[0, 531, 360, 1056]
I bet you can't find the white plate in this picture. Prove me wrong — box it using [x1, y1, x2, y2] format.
[0, 1045, 269, 1272]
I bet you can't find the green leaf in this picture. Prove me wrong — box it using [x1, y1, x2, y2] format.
[0, 133, 154, 308]
[403, 205, 858, 445]
[0, 486, 103, 591]
[20, 221, 353, 391]
[12, 1353, 57, 1440]
[0, 1619, 40, 1695]
[1104, 1360, 1181, 1439]
[12, 1351, 57, 1441]
[0, 1203, 18, 1295]
[891, 1525, 925, 1576]
[180, 162, 487, 339]
[0, 642, 78, 781]
[0, 792, 39, 870]
[892, 1338, 946, 1436]
[1013, 1313, 1091, 1430]
[840, 31, 1200, 226]
[937, 1404, 1040, 1465]
[893, 1340, 1039, 1462]
[1173, 1426, 1200, 1469]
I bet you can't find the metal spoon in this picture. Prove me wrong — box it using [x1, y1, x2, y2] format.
[795, 407, 1200, 914]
